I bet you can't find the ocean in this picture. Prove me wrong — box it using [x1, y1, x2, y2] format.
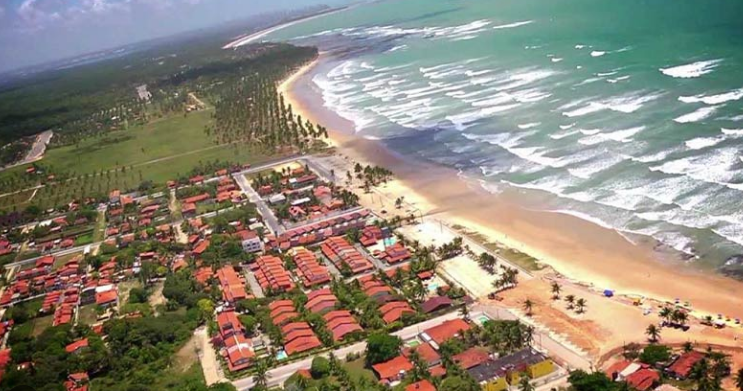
[263, 0, 743, 269]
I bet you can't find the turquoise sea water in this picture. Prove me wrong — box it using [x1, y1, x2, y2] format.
[264, 0, 743, 269]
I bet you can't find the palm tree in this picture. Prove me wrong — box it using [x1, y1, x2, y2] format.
[518, 374, 535, 391]
[459, 303, 470, 320]
[565, 294, 576, 310]
[683, 341, 694, 353]
[735, 368, 743, 391]
[575, 298, 587, 314]
[253, 358, 271, 387]
[646, 324, 661, 343]
[659, 306, 673, 325]
[550, 281, 561, 300]
[524, 299, 534, 317]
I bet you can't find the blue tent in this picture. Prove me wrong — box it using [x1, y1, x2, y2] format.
[603, 289, 614, 297]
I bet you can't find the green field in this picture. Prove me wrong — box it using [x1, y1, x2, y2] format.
[0, 108, 278, 211]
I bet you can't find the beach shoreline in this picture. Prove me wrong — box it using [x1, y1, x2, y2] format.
[280, 53, 743, 321]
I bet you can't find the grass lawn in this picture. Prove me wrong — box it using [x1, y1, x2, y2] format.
[41, 109, 217, 175]
[31, 315, 54, 337]
[78, 304, 99, 326]
[52, 251, 83, 270]
[1, 109, 280, 211]
[93, 210, 106, 242]
[343, 358, 376, 383]
[118, 280, 143, 306]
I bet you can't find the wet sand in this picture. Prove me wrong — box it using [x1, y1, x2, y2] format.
[279, 55, 743, 320]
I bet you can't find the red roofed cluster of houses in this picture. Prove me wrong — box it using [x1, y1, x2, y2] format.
[214, 310, 255, 371]
[357, 275, 414, 324]
[216, 265, 252, 304]
[265, 209, 370, 251]
[321, 236, 373, 275]
[268, 301, 322, 356]
[290, 247, 330, 288]
[252, 255, 295, 293]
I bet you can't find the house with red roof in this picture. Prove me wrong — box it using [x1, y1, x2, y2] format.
[65, 338, 89, 354]
[192, 240, 210, 256]
[215, 310, 255, 371]
[379, 301, 414, 324]
[666, 351, 705, 379]
[95, 289, 118, 308]
[453, 347, 490, 370]
[291, 247, 330, 288]
[402, 342, 441, 368]
[322, 310, 362, 342]
[320, 236, 373, 275]
[216, 266, 251, 304]
[405, 380, 436, 391]
[253, 255, 295, 293]
[305, 288, 338, 314]
[282, 322, 322, 355]
[372, 355, 413, 384]
[377, 242, 412, 264]
[626, 368, 660, 391]
[422, 318, 471, 346]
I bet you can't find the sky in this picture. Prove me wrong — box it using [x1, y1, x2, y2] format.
[0, 0, 349, 72]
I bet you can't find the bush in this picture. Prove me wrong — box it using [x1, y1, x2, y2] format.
[640, 344, 671, 365]
[310, 356, 330, 379]
[365, 332, 402, 365]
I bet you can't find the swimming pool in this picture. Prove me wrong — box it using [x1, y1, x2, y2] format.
[427, 282, 440, 292]
[276, 350, 288, 361]
[383, 237, 397, 247]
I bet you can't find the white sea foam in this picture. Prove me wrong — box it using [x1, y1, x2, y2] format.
[551, 58, 563, 63]
[550, 130, 581, 139]
[562, 92, 662, 117]
[579, 128, 601, 135]
[578, 126, 645, 145]
[596, 71, 618, 77]
[649, 147, 742, 190]
[673, 106, 719, 123]
[685, 136, 726, 150]
[560, 123, 575, 130]
[575, 44, 587, 49]
[659, 59, 723, 78]
[678, 88, 743, 105]
[387, 45, 408, 52]
[590, 51, 606, 57]
[492, 20, 534, 30]
[517, 122, 541, 129]
[607, 75, 631, 83]
[721, 128, 743, 136]
[567, 154, 627, 179]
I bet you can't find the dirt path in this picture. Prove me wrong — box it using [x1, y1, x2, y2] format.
[148, 281, 166, 315]
[194, 326, 224, 385]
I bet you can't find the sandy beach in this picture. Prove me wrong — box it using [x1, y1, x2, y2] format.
[279, 55, 743, 323]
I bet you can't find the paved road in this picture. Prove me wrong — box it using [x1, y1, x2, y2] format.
[232, 310, 465, 390]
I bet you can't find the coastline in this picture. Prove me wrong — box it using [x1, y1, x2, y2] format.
[223, 7, 351, 49]
[280, 54, 743, 319]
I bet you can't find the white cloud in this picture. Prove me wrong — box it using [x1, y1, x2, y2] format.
[16, 0, 62, 32]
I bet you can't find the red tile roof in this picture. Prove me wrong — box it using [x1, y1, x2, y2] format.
[667, 351, 705, 379]
[254, 255, 295, 292]
[372, 355, 413, 381]
[423, 318, 470, 345]
[95, 290, 117, 306]
[320, 236, 373, 275]
[453, 347, 490, 369]
[379, 301, 414, 324]
[626, 368, 660, 391]
[65, 338, 89, 353]
[605, 360, 631, 378]
[405, 380, 436, 391]
[291, 247, 331, 288]
[402, 342, 440, 366]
